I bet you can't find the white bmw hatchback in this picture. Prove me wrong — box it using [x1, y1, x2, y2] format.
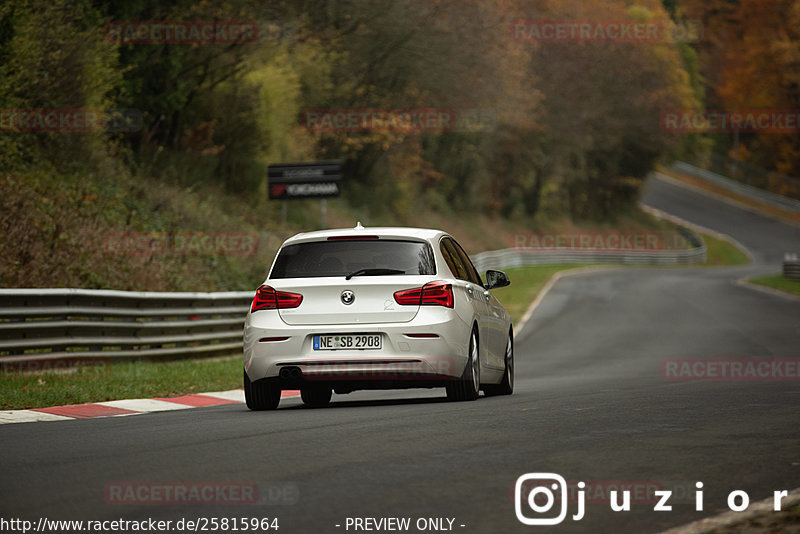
[243, 224, 513, 409]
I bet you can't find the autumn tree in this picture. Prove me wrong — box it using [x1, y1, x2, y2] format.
[676, 0, 800, 178]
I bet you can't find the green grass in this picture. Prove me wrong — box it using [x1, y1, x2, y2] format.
[0, 356, 242, 410]
[701, 233, 751, 266]
[749, 274, 800, 297]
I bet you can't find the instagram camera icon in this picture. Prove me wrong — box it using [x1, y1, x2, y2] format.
[515, 473, 568, 526]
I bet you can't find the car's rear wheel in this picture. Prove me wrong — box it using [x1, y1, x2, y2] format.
[446, 328, 480, 401]
[484, 331, 514, 396]
[244, 370, 281, 410]
[301, 385, 332, 408]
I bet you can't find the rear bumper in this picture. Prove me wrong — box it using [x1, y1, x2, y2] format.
[243, 307, 471, 386]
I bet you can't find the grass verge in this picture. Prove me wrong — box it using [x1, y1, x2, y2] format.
[0, 356, 242, 411]
[702, 233, 751, 266]
[748, 275, 800, 298]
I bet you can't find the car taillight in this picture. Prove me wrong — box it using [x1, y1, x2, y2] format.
[251, 285, 303, 312]
[393, 281, 454, 308]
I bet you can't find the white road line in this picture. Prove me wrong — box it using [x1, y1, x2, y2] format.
[514, 266, 624, 338]
[639, 198, 754, 263]
[511, 187, 760, 339]
[735, 278, 800, 301]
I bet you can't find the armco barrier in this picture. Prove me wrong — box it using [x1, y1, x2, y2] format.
[0, 289, 253, 364]
[672, 161, 800, 213]
[784, 253, 800, 280]
[1, 228, 705, 364]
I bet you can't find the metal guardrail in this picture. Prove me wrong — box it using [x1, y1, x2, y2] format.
[672, 161, 800, 213]
[1, 228, 705, 364]
[784, 254, 800, 280]
[0, 289, 253, 364]
[688, 153, 800, 201]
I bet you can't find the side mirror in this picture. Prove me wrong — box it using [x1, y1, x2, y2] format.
[485, 269, 510, 290]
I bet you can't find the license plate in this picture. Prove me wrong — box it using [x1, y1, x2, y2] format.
[313, 334, 381, 350]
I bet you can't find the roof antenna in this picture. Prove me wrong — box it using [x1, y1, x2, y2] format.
[354, 221, 364, 230]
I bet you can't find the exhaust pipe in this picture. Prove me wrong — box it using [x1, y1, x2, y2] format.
[279, 367, 302, 379]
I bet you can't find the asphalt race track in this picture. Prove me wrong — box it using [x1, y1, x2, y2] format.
[1, 174, 798, 533]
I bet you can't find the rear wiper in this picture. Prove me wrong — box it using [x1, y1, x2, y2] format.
[345, 268, 405, 280]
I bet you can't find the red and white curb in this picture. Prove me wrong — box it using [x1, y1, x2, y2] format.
[0, 389, 300, 425]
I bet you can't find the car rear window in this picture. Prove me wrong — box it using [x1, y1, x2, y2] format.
[269, 239, 436, 279]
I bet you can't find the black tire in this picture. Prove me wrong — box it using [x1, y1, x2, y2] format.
[244, 370, 281, 410]
[484, 331, 514, 396]
[446, 328, 480, 401]
[301, 385, 332, 408]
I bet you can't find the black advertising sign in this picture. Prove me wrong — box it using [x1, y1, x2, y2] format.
[268, 161, 341, 200]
